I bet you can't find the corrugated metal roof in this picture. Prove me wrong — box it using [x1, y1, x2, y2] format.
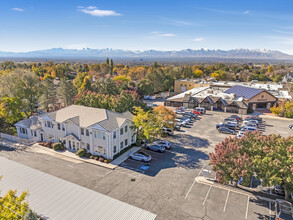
[224, 85, 263, 99]
[0, 157, 157, 220]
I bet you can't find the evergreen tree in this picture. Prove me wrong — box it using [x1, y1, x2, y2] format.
[110, 59, 114, 74]
[57, 79, 77, 106]
[39, 77, 57, 111]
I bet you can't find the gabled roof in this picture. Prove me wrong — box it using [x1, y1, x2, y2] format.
[64, 133, 81, 141]
[45, 105, 133, 131]
[224, 85, 263, 100]
[183, 93, 191, 102]
[15, 116, 42, 130]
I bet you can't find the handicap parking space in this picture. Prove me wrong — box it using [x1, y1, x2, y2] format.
[115, 160, 148, 178]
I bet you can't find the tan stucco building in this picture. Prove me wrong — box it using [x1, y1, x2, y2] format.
[173, 79, 209, 94]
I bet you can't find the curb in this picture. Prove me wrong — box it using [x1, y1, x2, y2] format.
[33, 145, 116, 170]
[260, 114, 293, 121]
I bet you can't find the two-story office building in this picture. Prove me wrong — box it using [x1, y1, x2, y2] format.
[15, 105, 136, 159]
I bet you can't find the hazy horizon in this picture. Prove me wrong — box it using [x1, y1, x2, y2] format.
[2, 0, 293, 54]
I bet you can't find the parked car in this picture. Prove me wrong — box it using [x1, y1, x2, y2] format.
[140, 140, 150, 147]
[243, 120, 259, 127]
[195, 107, 206, 114]
[245, 116, 263, 123]
[181, 116, 192, 122]
[146, 144, 166, 153]
[229, 115, 242, 121]
[240, 123, 257, 129]
[240, 126, 257, 132]
[174, 125, 181, 131]
[155, 140, 171, 149]
[237, 131, 245, 139]
[216, 123, 236, 130]
[184, 112, 198, 119]
[289, 125, 293, 129]
[218, 127, 235, 135]
[147, 103, 158, 108]
[275, 199, 293, 220]
[175, 110, 184, 114]
[162, 127, 174, 136]
[129, 151, 152, 162]
[273, 185, 285, 196]
[192, 110, 201, 115]
[178, 121, 187, 127]
[216, 122, 238, 130]
[224, 118, 238, 124]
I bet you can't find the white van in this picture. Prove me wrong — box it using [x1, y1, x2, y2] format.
[195, 107, 206, 114]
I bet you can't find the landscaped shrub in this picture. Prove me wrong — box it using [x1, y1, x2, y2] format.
[38, 142, 45, 146]
[284, 111, 293, 118]
[104, 160, 108, 163]
[44, 141, 52, 148]
[76, 148, 87, 157]
[84, 152, 92, 158]
[98, 157, 104, 162]
[24, 209, 38, 220]
[52, 142, 65, 151]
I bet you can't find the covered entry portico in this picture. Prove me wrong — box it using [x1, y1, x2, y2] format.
[64, 133, 81, 152]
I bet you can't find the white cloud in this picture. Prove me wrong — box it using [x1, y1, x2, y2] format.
[273, 29, 293, 35]
[159, 33, 176, 37]
[161, 18, 195, 27]
[243, 10, 250, 15]
[12, 8, 24, 12]
[150, 32, 176, 37]
[192, 38, 204, 42]
[78, 6, 122, 17]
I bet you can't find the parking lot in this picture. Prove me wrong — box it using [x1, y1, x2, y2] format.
[0, 110, 292, 219]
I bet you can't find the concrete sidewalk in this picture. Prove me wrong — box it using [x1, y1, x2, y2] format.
[1, 138, 140, 170]
[30, 144, 140, 170]
[111, 146, 140, 166]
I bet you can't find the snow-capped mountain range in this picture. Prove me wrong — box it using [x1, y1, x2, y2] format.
[0, 48, 292, 60]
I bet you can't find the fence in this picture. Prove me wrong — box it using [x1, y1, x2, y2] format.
[0, 133, 38, 145]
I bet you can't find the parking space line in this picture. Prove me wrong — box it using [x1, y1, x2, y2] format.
[269, 201, 272, 220]
[184, 164, 206, 199]
[245, 196, 250, 219]
[202, 185, 212, 205]
[223, 190, 230, 212]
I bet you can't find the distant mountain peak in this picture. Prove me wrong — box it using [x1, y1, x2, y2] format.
[0, 48, 291, 60]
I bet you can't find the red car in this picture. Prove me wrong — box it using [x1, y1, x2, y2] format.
[192, 110, 201, 115]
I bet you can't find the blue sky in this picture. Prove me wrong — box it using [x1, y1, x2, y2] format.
[2, 0, 293, 54]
